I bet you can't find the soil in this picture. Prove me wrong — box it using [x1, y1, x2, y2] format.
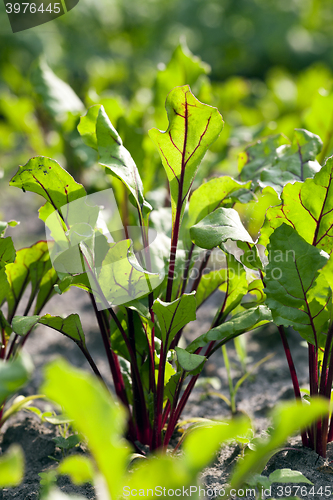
[1, 188, 333, 499]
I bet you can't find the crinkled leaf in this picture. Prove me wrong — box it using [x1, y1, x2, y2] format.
[10, 157, 86, 213]
[149, 85, 223, 230]
[188, 176, 251, 227]
[42, 359, 129, 500]
[190, 207, 253, 250]
[0, 353, 33, 405]
[0, 445, 24, 487]
[260, 157, 333, 255]
[98, 239, 162, 307]
[175, 347, 206, 373]
[240, 129, 322, 193]
[187, 306, 272, 353]
[39, 314, 86, 348]
[0, 237, 16, 270]
[152, 292, 196, 348]
[78, 105, 151, 216]
[31, 59, 84, 119]
[264, 224, 330, 345]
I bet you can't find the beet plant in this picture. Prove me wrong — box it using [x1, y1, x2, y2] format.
[236, 133, 333, 457]
[7, 85, 271, 452]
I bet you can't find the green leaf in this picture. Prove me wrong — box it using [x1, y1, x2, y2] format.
[188, 176, 252, 227]
[231, 398, 329, 488]
[264, 224, 330, 345]
[190, 207, 253, 250]
[10, 157, 86, 212]
[98, 239, 162, 307]
[42, 359, 129, 500]
[260, 157, 333, 255]
[152, 292, 196, 348]
[4, 241, 51, 320]
[58, 455, 95, 485]
[154, 42, 210, 128]
[0, 237, 16, 270]
[31, 59, 84, 119]
[12, 315, 40, 336]
[183, 417, 251, 473]
[0, 353, 33, 405]
[53, 434, 80, 450]
[39, 314, 86, 348]
[240, 129, 322, 192]
[0, 445, 24, 487]
[149, 85, 223, 230]
[196, 253, 247, 312]
[78, 105, 151, 216]
[269, 469, 312, 485]
[34, 265, 58, 314]
[175, 347, 206, 373]
[187, 306, 272, 353]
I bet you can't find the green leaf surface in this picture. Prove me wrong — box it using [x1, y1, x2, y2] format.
[10, 157, 86, 214]
[154, 42, 210, 128]
[4, 241, 51, 320]
[78, 105, 151, 216]
[264, 224, 330, 344]
[0, 445, 24, 487]
[183, 417, 251, 473]
[98, 239, 162, 307]
[0, 353, 33, 405]
[269, 469, 312, 485]
[0, 237, 16, 270]
[190, 207, 253, 250]
[239, 129, 322, 192]
[12, 315, 40, 336]
[58, 455, 95, 485]
[149, 85, 223, 229]
[196, 253, 247, 313]
[31, 59, 84, 119]
[152, 292, 196, 348]
[175, 347, 206, 372]
[187, 306, 272, 353]
[260, 157, 333, 255]
[42, 359, 129, 500]
[188, 176, 252, 227]
[231, 398, 329, 488]
[39, 314, 86, 348]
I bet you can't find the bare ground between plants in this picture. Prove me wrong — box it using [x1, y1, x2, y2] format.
[1, 190, 333, 499]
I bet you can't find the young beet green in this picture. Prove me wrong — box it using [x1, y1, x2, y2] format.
[8, 85, 271, 452]
[238, 133, 333, 457]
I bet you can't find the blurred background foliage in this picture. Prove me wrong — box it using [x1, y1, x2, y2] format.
[1, 0, 333, 235]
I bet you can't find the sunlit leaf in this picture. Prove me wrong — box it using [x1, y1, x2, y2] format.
[149, 85, 223, 231]
[190, 207, 253, 250]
